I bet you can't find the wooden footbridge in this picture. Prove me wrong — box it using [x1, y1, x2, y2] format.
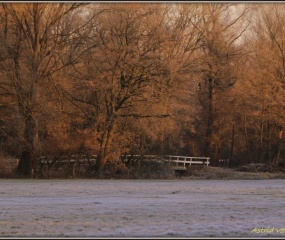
[121, 155, 210, 170]
[38, 154, 210, 171]
[165, 155, 210, 170]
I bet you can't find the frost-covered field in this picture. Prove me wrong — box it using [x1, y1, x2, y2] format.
[1, 179, 285, 238]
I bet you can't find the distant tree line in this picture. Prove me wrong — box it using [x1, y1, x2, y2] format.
[0, 3, 285, 178]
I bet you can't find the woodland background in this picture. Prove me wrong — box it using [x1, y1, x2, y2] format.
[0, 3, 285, 178]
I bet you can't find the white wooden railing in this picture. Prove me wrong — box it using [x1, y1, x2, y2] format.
[163, 155, 210, 167]
[38, 154, 97, 164]
[38, 154, 210, 168]
[121, 155, 210, 168]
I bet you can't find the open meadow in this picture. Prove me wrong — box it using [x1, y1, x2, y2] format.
[1, 179, 285, 238]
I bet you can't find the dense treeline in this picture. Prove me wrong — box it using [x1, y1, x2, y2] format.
[0, 3, 285, 178]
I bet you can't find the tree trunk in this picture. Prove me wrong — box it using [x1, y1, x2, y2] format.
[258, 102, 265, 163]
[11, 22, 40, 178]
[274, 129, 283, 166]
[230, 123, 235, 160]
[16, 114, 38, 178]
[267, 121, 271, 163]
[205, 74, 215, 164]
[96, 118, 116, 178]
[244, 115, 253, 163]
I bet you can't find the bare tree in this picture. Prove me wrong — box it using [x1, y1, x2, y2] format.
[60, 4, 173, 178]
[191, 3, 251, 164]
[244, 4, 285, 165]
[0, 3, 85, 177]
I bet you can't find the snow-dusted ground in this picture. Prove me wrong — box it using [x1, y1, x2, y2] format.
[1, 179, 285, 238]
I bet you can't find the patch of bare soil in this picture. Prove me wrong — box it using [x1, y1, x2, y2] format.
[180, 165, 285, 180]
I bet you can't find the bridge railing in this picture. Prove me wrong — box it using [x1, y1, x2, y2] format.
[38, 154, 97, 165]
[162, 155, 210, 167]
[38, 154, 210, 168]
[121, 155, 210, 167]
